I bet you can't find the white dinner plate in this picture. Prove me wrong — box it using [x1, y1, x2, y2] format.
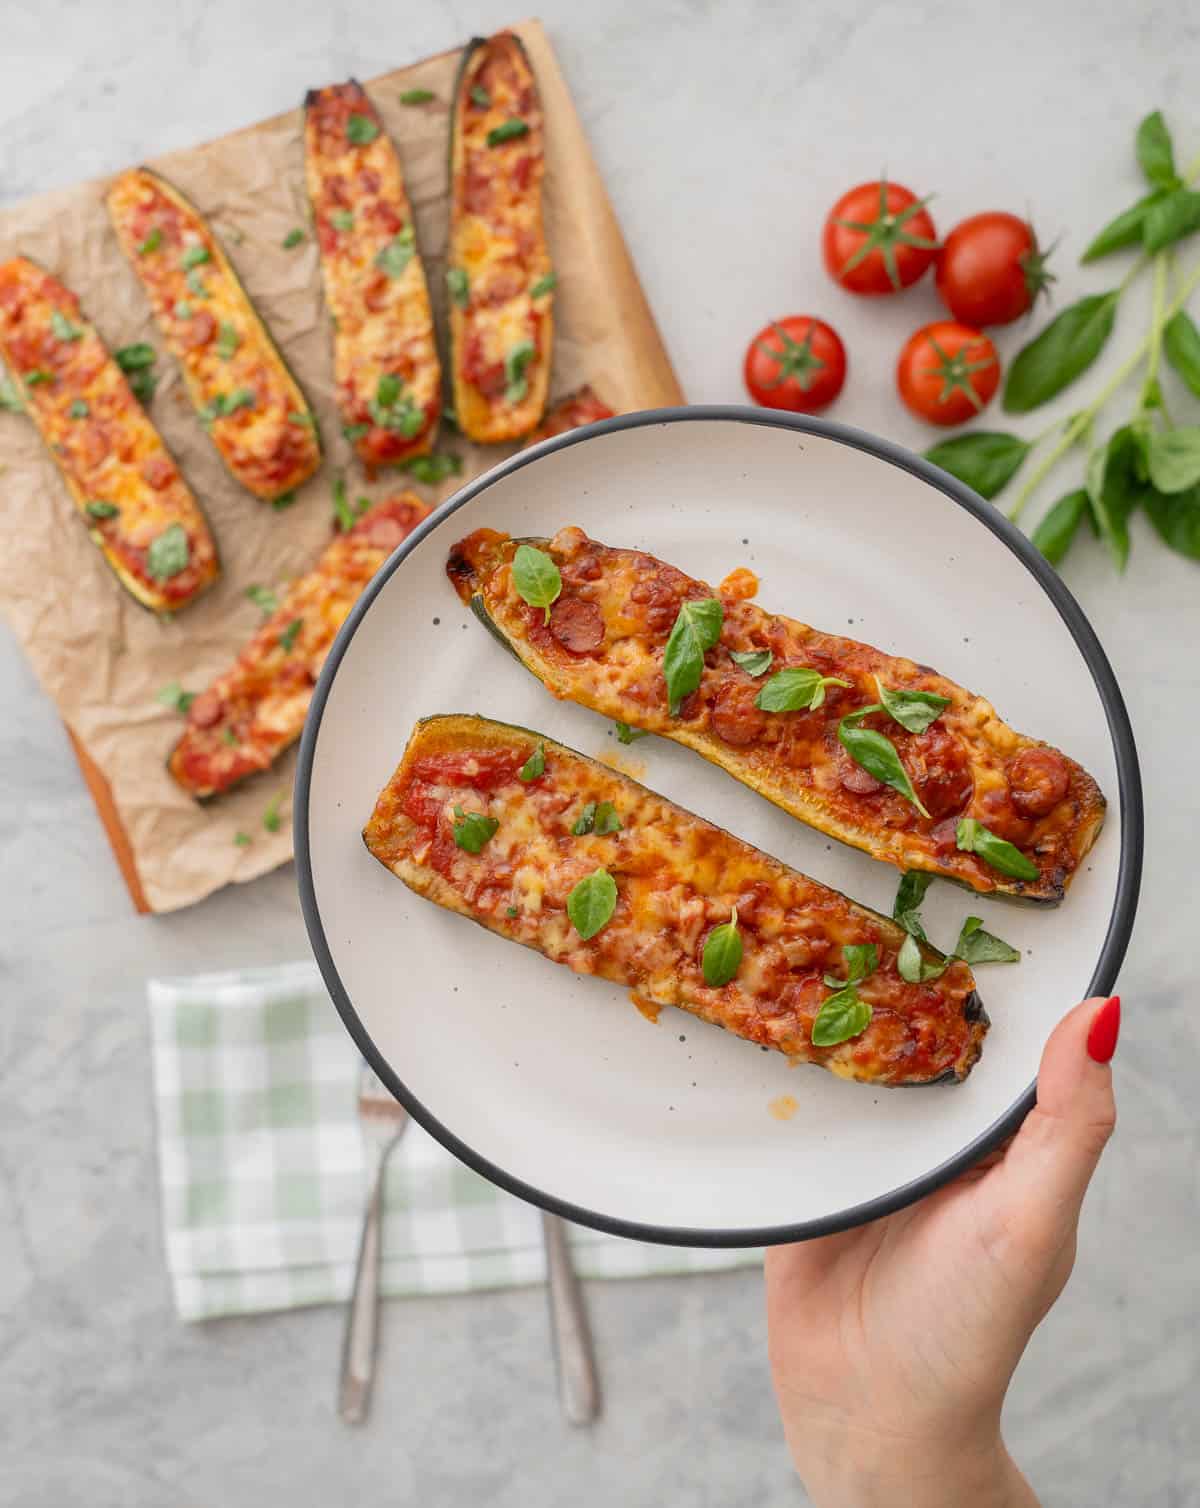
[296, 408, 1141, 1246]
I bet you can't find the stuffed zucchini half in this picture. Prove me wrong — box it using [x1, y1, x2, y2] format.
[304, 81, 441, 471]
[106, 168, 322, 503]
[447, 528, 1107, 904]
[167, 493, 428, 798]
[447, 32, 553, 443]
[523, 385, 613, 446]
[0, 256, 218, 612]
[364, 715, 987, 1086]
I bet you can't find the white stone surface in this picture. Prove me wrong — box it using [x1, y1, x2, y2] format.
[1, 1, 1197, 1504]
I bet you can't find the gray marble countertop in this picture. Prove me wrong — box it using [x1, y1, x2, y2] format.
[2, 1, 1197, 1503]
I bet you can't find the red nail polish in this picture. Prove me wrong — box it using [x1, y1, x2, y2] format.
[1087, 995, 1121, 1063]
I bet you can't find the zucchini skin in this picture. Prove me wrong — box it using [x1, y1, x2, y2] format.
[446, 528, 1107, 904]
[106, 168, 323, 503]
[447, 33, 553, 443]
[364, 713, 987, 1086]
[0, 255, 219, 612]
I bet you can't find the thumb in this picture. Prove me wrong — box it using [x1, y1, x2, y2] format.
[992, 994, 1119, 1253]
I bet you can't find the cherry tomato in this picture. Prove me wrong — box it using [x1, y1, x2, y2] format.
[936, 212, 1055, 326]
[823, 178, 938, 296]
[743, 316, 847, 413]
[896, 321, 1000, 427]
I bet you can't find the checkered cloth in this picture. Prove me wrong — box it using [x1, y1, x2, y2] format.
[148, 962, 760, 1321]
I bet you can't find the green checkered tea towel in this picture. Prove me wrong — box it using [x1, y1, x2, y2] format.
[148, 962, 761, 1321]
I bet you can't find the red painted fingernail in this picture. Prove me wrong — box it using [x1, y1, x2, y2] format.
[1087, 995, 1121, 1063]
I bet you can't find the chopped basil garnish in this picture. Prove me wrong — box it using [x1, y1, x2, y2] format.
[245, 584, 278, 614]
[663, 598, 723, 715]
[343, 422, 370, 444]
[756, 666, 850, 713]
[262, 790, 287, 834]
[875, 675, 951, 734]
[156, 680, 195, 714]
[375, 228, 415, 278]
[614, 721, 649, 744]
[487, 118, 529, 147]
[446, 267, 469, 308]
[399, 87, 435, 105]
[953, 916, 1021, 965]
[368, 372, 424, 436]
[812, 944, 878, 1047]
[174, 300, 193, 320]
[115, 343, 156, 371]
[68, 399, 89, 419]
[892, 870, 934, 940]
[452, 804, 499, 853]
[593, 801, 622, 835]
[470, 85, 491, 108]
[0, 375, 24, 412]
[346, 113, 380, 145]
[572, 801, 598, 835]
[233, 831, 252, 847]
[282, 228, 305, 249]
[530, 271, 557, 298]
[271, 491, 297, 511]
[826, 944, 878, 987]
[288, 410, 315, 428]
[730, 648, 773, 677]
[518, 742, 545, 781]
[85, 500, 118, 519]
[146, 523, 190, 581]
[222, 727, 239, 747]
[897, 932, 948, 984]
[331, 477, 369, 531]
[838, 705, 930, 817]
[180, 245, 211, 271]
[702, 908, 742, 988]
[138, 228, 163, 255]
[955, 818, 1039, 881]
[331, 210, 354, 231]
[24, 370, 54, 386]
[50, 310, 83, 342]
[216, 322, 239, 360]
[511, 543, 562, 622]
[278, 618, 303, 652]
[200, 388, 256, 426]
[403, 452, 462, 484]
[128, 369, 157, 404]
[185, 268, 210, 298]
[505, 904, 519, 917]
[566, 868, 617, 940]
[503, 340, 537, 403]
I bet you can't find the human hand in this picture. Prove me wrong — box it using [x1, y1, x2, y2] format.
[765, 994, 1120, 1508]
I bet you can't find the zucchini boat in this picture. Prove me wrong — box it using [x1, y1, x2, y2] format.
[447, 33, 553, 443]
[0, 256, 218, 612]
[304, 80, 441, 471]
[106, 168, 322, 503]
[524, 385, 613, 446]
[167, 493, 427, 797]
[363, 715, 987, 1086]
[447, 527, 1106, 903]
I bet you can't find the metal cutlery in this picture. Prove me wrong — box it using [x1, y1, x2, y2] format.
[541, 1210, 601, 1424]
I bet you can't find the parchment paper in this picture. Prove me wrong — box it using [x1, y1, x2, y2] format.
[0, 19, 683, 914]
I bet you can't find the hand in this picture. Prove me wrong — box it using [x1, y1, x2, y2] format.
[766, 994, 1120, 1508]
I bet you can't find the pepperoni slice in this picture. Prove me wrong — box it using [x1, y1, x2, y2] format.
[179, 309, 216, 350]
[141, 454, 176, 490]
[365, 515, 408, 552]
[840, 759, 883, 796]
[548, 596, 604, 654]
[188, 690, 223, 729]
[710, 681, 766, 747]
[906, 726, 973, 820]
[1008, 747, 1071, 818]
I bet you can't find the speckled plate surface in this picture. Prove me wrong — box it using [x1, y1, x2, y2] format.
[296, 408, 1141, 1246]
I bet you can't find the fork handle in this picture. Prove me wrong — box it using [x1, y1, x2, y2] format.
[339, 1158, 385, 1425]
[542, 1211, 601, 1425]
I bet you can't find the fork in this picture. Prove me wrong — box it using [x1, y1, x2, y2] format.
[338, 1061, 410, 1426]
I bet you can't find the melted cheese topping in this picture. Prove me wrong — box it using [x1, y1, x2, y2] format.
[524, 385, 614, 445]
[448, 33, 553, 442]
[106, 170, 322, 501]
[0, 257, 218, 611]
[364, 717, 986, 1086]
[448, 527, 1107, 902]
[304, 82, 441, 471]
[167, 494, 428, 797]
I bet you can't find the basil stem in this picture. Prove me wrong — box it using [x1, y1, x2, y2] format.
[955, 817, 1040, 881]
[702, 908, 742, 988]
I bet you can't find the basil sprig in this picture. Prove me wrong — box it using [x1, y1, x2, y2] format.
[511, 544, 561, 622]
[812, 943, 878, 1047]
[346, 114, 380, 145]
[702, 908, 742, 988]
[890, 872, 1020, 978]
[146, 523, 189, 581]
[487, 118, 529, 147]
[953, 916, 1021, 965]
[663, 598, 723, 715]
[518, 742, 545, 781]
[567, 869, 617, 940]
[755, 666, 849, 713]
[729, 648, 772, 677]
[837, 706, 930, 817]
[874, 676, 950, 734]
[452, 805, 499, 854]
[923, 432, 1031, 500]
[955, 817, 1039, 882]
[504, 340, 536, 403]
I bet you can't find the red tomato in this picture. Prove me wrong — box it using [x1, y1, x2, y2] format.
[896, 321, 1000, 426]
[743, 316, 846, 412]
[823, 179, 939, 296]
[936, 212, 1054, 326]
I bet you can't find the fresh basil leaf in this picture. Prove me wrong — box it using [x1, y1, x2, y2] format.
[702, 908, 742, 988]
[1164, 311, 1200, 398]
[174, 300, 192, 320]
[838, 710, 930, 817]
[452, 804, 499, 854]
[875, 676, 951, 734]
[376, 229, 414, 278]
[811, 984, 872, 1047]
[530, 271, 557, 298]
[232, 831, 252, 847]
[756, 666, 850, 713]
[953, 915, 1021, 965]
[343, 422, 370, 444]
[663, 598, 723, 715]
[216, 322, 239, 360]
[446, 267, 469, 308]
[68, 399, 89, 419]
[1144, 484, 1200, 558]
[24, 369, 54, 386]
[897, 932, 947, 983]
[566, 868, 617, 940]
[128, 368, 157, 404]
[505, 904, 519, 918]
[512, 544, 562, 621]
[262, 790, 287, 834]
[593, 801, 622, 835]
[893, 871, 933, 925]
[346, 113, 380, 145]
[271, 491, 297, 511]
[1003, 293, 1118, 413]
[138, 227, 163, 255]
[50, 309, 83, 342]
[571, 801, 597, 836]
[0, 374, 24, 412]
[145, 523, 189, 581]
[1086, 426, 1144, 571]
[1142, 189, 1200, 253]
[470, 85, 491, 108]
[332, 477, 357, 532]
[156, 680, 195, 713]
[115, 343, 156, 371]
[1136, 111, 1178, 189]
[376, 373, 400, 407]
[226, 387, 255, 414]
[403, 452, 462, 484]
[1080, 191, 1165, 262]
[955, 817, 1039, 882]
[895, 909, 927, 943]
[245, 584, 278, 614]
[842, 943, 878, 983]
[518, 742, 545, 782]
[1032, 489, 1089, 567]
[278, 618, 303, 652]
[614, 721, 649, 744]
[368, 394, 424, 436]
[729, 648, 773, 677]
[287, 410, 314, 430]
[282, 228, 305, 249]
[330, 210, 354, 232]
[185, 268, 210, 299]
[180, 245, 211, 271]
[922, 432, 1031, 500]
[85, 500, 118, 519]
[1146, 427, 1200, 494]
[487, 118, 529, 147]
[504, 339, 536, 403]
[399, 88, 435, 105]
